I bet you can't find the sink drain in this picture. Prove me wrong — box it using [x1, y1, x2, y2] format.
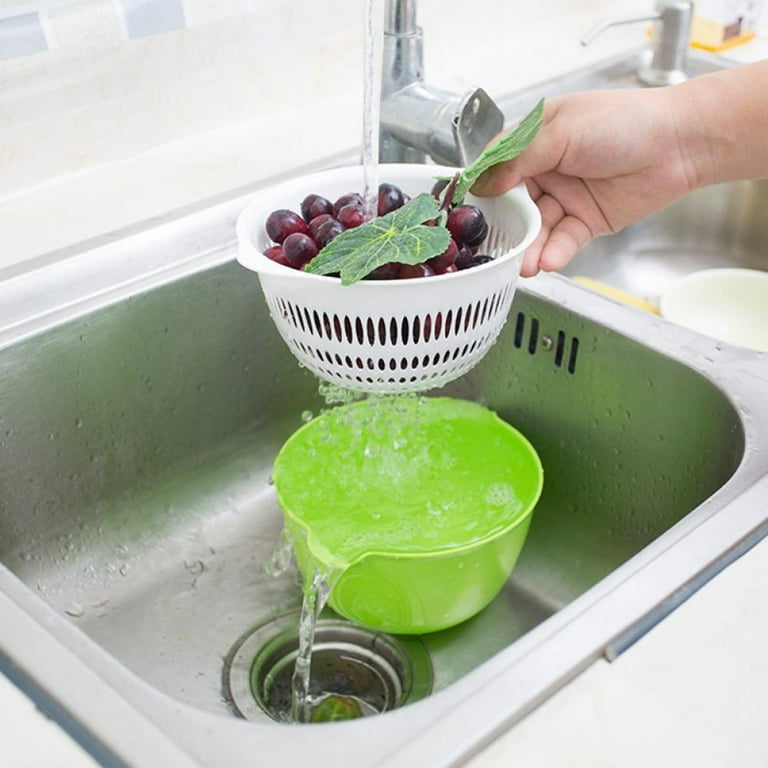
[224, 612, 433, 723]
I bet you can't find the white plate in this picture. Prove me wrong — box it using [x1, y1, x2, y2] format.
[660, 268, 768, 352]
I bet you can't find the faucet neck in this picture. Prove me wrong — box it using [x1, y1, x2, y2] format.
[385, 0, 418, 35]
[379, 0, 503, 165]
[381, 0, 423, 99]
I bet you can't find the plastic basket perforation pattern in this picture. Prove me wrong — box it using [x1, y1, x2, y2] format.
[237, 164, 541, 394]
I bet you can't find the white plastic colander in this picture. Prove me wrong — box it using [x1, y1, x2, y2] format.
[236, 164, 541, 394]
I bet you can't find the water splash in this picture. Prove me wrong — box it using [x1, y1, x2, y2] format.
[317, 381, 365, 407]
[265, 528, 295, 578]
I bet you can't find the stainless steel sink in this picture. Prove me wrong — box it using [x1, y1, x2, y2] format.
[562, 178, 768, 301]
[2, 48, 768, 768]
[498, 46, 768, 304]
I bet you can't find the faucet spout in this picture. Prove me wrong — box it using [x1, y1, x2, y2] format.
[580, 11, 663, 46]
[379, 0, 504, 165]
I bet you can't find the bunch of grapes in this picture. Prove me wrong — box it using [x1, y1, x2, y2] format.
[263, 181, 492, 280]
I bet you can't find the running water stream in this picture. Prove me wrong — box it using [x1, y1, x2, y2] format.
[362, 0, 385, 217]
[290, 568, 336, 723]
[286, 1, 385, 722]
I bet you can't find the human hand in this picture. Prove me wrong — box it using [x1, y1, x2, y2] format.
[472, 88, 698, 276]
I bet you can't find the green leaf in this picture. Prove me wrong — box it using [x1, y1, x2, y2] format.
[305, 193, 450, 285]
[451, 98, 544, 204]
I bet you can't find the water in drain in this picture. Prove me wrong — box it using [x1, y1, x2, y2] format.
[261, 643, 392, 721]
[224, 613, 432, 723]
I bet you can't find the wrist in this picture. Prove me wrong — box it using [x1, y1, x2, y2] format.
[671, 61, 768, 188]
[664, 75, 720, 191]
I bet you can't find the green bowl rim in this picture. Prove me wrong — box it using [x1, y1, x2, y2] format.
[273, 398, 544, 569]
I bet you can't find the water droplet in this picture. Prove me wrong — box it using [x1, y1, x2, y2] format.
[75, 418, 83, 429]
[301, 410, 314, 423]
[64, 602, 84, 618]
[184, 560, 204, 577]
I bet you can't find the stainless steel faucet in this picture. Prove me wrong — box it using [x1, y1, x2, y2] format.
[581, 1, 694, 86]
[379, 0, 504, 165]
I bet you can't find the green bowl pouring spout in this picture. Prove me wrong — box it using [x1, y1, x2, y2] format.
[273, 397, 544, 635]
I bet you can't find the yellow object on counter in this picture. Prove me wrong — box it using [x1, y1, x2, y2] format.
[571, 276, 660, 315]
[690, 0, 760, 51]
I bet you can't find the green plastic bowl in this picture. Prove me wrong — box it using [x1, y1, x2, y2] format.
[273, 397, 543, 634]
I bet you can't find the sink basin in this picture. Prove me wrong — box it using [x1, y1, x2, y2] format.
[2, 49, 768, 768]
[561, 179, 768, 302]
[496, 46, 768, 305]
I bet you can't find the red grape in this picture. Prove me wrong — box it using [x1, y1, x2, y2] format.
[266, 209, 309, 243]
[282, 232, 318, 268]
[457, 253, 493, 270]
[308, 214, 336, 239]
[301, 194, 335, 223]
[334, 192, 364, 213]
[454, 245, 474, 269]
[377, 183, 406, 216]
[365, 262, 400, 280]
[314, 219, 344, 249]
[264, 244, 292, 267]
[427, 238, 458, 272]
[337, 203, 367, 229]
[447, 205, 488, 248]
[399, 263, 435, 279]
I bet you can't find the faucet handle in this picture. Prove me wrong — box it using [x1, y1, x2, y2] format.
[441, 88, 505, 166]
[381, 84, 504, 166]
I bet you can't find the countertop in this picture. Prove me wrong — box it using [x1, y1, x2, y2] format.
[1, 1, 767, 765]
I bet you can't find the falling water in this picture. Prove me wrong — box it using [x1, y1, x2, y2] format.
[264, 527, 294, 578]
[362, 0, 385, 217]
[290, 567, 336, 723]
[271, 3, 388, 722]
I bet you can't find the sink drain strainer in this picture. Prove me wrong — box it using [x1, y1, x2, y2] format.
[224, 612, 433, 722]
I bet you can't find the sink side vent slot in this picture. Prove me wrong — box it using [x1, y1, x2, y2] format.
[513, 311, 579, 374]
